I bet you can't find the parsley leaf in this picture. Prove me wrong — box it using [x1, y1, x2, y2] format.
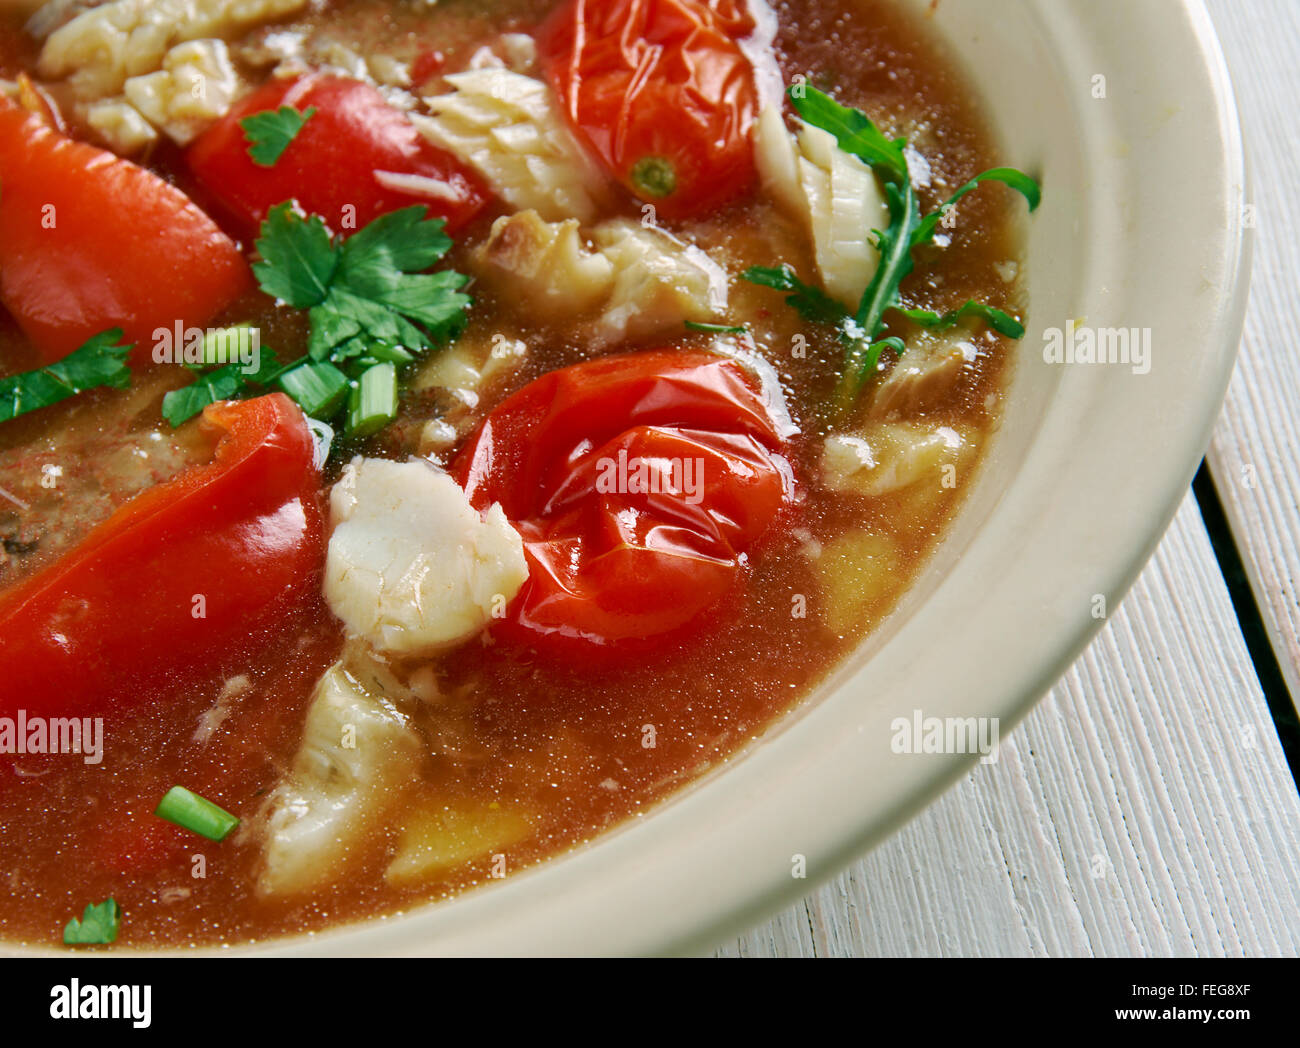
[241, 105, 317, 167]
[0, 329, 132, 423]
[63, 898, 122, 945]
[167, 204, 473, 438]
[301, 208, 471, 361]
[161, 347, 282, 427]
[338, 205, 455, 278]
[252, 203, 338, 307]
[255, 203, 470, 365]
[244, 202, 472, 439]
[744, 86, 1041, 413]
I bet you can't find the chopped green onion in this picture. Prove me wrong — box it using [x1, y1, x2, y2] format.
[277, 360, 350, 419]
[154, 786, 239, 842]
[362, 341, 416, 365]
[201, 324, 256, 367]
[63, 898, 121, 945]
[347, 362, 398, 438]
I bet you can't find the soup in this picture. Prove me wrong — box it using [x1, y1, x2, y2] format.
[0, 0, 1035, 948]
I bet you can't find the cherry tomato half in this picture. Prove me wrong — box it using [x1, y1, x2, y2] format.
[187, 73, 490, 240]
[455, 349, 795, 657]
[539, 0, 761, 220]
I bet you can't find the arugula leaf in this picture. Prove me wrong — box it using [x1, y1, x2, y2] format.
[685, 321, 749, 335]
[0, 329, 132, 423]
[742, 265, 848, 327]
[63, 898, 121, 945]
[843, 179, 922, 399]
[789, 87, 907, 177]
[913, 167, 1042, 246]
[857, 336, 906, 381]
[893, 300, 1026, 339]
[252, 203, 338, 308]
[744, 85, 1040, 413]
[241, 105, 317, 167]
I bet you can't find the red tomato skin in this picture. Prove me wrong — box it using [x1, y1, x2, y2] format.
[455, 350, 794, 657]
[186, 74, 491, 240]
[539, 0, 760, 219]
[0, 394, 325, 724]
[0, 95, 251, 367]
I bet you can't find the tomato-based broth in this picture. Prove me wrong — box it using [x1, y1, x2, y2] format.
[0, 0, 1030, 947]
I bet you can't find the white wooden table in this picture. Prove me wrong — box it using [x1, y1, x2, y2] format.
[717, 0, 1300, 957]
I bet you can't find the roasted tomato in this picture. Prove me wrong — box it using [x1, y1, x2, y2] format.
[455, 349, 794, 656]
[0, 394, 325, 723]
[0, 95, 250, 367]
[187, 73, 490, 239]
[538, 0, 761, 219]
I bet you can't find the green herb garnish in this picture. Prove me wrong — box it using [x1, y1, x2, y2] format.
[63, 898, 122, 945]
[0, 329, 132, 424]
[744, 86, 1040, 413]
[255, 203, 470, 437]
[161, 340, 283, 427]
[276, 360, 351, 419]
[742, 265, 849, 327]
[893, 300, 1027, 339]
[241, 105, 317, 167]
[685, 321, 750, 335]
[164, 204, 472, 439]
[154, 785, 239, 842]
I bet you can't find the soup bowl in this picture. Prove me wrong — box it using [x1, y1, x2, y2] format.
[6, 0, 1250, 956]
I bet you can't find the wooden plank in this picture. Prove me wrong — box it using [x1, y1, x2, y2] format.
[1203, 0, 1300, 706]
[718, 495, 1300, 956]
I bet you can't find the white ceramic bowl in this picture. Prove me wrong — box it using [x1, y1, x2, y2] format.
[67, 0, 1248, 957]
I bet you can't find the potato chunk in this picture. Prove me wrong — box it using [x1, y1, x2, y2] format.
[812, 530, 902, 636]
[385, 803, 533, 886]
